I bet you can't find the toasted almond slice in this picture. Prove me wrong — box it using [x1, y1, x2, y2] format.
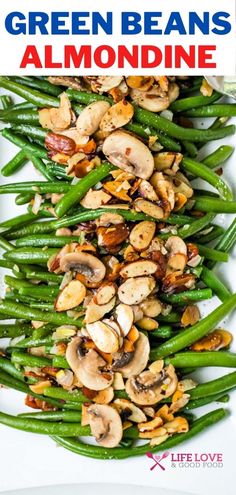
[113, 398, 147, 423]
[76, 101, 111, 135]
[138, 416, 163, 432]
[93, 386, 114, 404]
[138, 180, 158, 201]
[81, 403, 90, 426]
[126, 76, 154, 91]
[181, 305, 200, 327]
[149, 360, 164, 374]
[103, 181, 131, 202]
[120, 260, 157, 278]
[164, 417, 189, 434]
[86, 321, 119, 353]
[85, 296, 116, 324]
[118, 276, 156, 305]
[94, 282, 117, 306]
[100, 100, 134, 132]
[55, 280, 86, 312]
[139, 426, 167, 439]
[113, 372, 125, 390]
[137, 317, 158, 331]
[140, 298, 162, 318]
[131, 87, 170, 112]
[115, 303, 134, 337]
[29, 380, 51, 395]
[190, 329, 232, 351]
[129, 221, 156, 251]
[150, 433, 169, 446]
[133, 198, 164, 220]
[80, 189, 111, 209]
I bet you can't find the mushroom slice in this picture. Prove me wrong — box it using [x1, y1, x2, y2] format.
[85, 296, 116, 324]
[130, 87, 170, 112]
[126, 364, 178, 406]
[100, 100, 134, 132]
[118, 276, 156, 305]
[129, 221, 156, 252]
[76, 101, 111, 136]
[55, 280, 86, 312]
[113, 398, 147, 423]
[60, 252, 106, 285]
[80, 189, 111, 209]
[102, 130, 154, 180]
[115, 304, 134, 337]
[120, 260, 157, 279]
[115, 332, 150, 379]
[88, 404, 123, 448]
[133, 198, 164, 220]
[87, 321, 120, 353]
[94, 282, 117, 306]
[66, 337, 113, 390]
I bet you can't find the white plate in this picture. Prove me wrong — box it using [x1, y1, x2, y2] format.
[0, 88, 236, 495]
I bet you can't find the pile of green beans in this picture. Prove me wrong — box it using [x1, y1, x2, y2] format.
[0, 75, 236, 460]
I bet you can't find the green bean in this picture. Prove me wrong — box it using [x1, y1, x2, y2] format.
[0, 181, 70, 195]
[29, 155, 56, 182]
[184, 104, 236, 118]
[0, 212, 41, 234]
[170, 92, 221, 112]
[0, 236, 14, 252]
[207, 218, 236, 270]
[4, 275, 36, 291]
[19, 411, 82, 422]
[181, 157, 232, 200]
[148, 326, 173, 339]
[125, 122, 181, 152]
[184, 394, 230, 410]
[196, 244, 228, 262]
[0, 77, 59, 107]
[19, 286, 59, 299]
[11, 336, 55, 348]
[0, 300, 83, 327]
[46, 163, 73, 181]
[0, 94, 12, 109]
[209, 116, 230, 130]
[52, 409, 226, 459]
[52, 355, 69, 369]
[160, 288, 212, 305]
[1, 150, 28, 177]
[1, 128, 48, 158]
[11, 351, 52, 368]
[193, 197, 236, 213]
[66, 88, 112, 105]
[189, 371, 236, 399]
[0, 324, 33, 339]
[15, 235, 83, 248]
[165, 352, 236, 368]
[179, 78, 202, 95]
[43, 386, 86, 403]
[11, 76, 63, 97]
[157, 312, 181, 324]
[12, 124, 48, 141]
[25, 271, 62, 283]
[0, 260, 18, 271]
[150, 292, 236, 359]
[54, 163, 115, 217]
[0, 109, 40, 125]
[193, 225, 224, 244]
[201, 266, 230, 302]
[0, 411, 91, 436]
[15, 193, 34, 205]
[177, 213, 216, 239]
[202, 145, 234, 169]
[182, 141, 198, 158]
[4, 248, 58, 264]
[0, 357, 34, 383]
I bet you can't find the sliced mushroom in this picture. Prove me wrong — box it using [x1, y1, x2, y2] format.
[100, 100, 134, 132]
[66, 337, 113, 390]
[130, 87, 170, 112]
[115, 304, 134, 337]
[76, 101, 111, 136]
[114, 332, 150, 378]
[120, 260, 158, 278]
[126, 364, 178, 405]
[129, 221, 156, 252]
[59, 252, 106, 285]
[80, 189, 111, 209]
[88, 404, 123, 448]
[94, 282, 117, 306]
[86, 321, 120, 353]
[113, 398, 147, 422]
[55, 280, 86, 312]
[133, 198, 164, 220]
[85, 296, 116, 324]
[103, 130, 154, 179]
[118, 276, 156, 305]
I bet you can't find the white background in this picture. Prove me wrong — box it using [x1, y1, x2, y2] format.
[0, 0, 235, 75]
[0, 89, 236, 494]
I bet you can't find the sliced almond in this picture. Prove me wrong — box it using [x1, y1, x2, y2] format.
[138, 416, 163, 432]
[103, 181, 131, 202]
[131, 88, 170, 112]
[138, 180, 158, 201]
[129, 221, 156, 252]
[93, 386, 114, 404]
[100, 100, 134, 132]
[190, 329, 232, 351]
[126, 76, 154, 91]
[113, 398, 147, 423]
[76, 101, 111, 136]
[80, 189, 111, 209]
[86, 321, 119, 353]
[150, 433, 169, 446]
[55, 280, 86, 312]
[94, 282, 117, 306]
[137, 317, 158, 331]
[118, 276, 156, 305]
[140, 298, 162, 318]
[120, 260, 157, 279]
[113, 372, 125, 390]
[115, 303, 134, 337]
[29, 380, 51, 395]
[133, 198, 164, 220]
[85, 296, 116, 324]
[181, 305, 200, 327]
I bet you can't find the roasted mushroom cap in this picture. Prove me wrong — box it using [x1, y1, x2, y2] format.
[60, 252, 106, 284]
[102, 130, 154, 179]
[126, 364, 178, 405]
[88, 404, 123, 448]
[66, 337, 113, 391]
[113, 332, 150, 378]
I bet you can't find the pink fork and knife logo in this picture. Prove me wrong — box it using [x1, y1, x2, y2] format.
[146, 451, 170, 471]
